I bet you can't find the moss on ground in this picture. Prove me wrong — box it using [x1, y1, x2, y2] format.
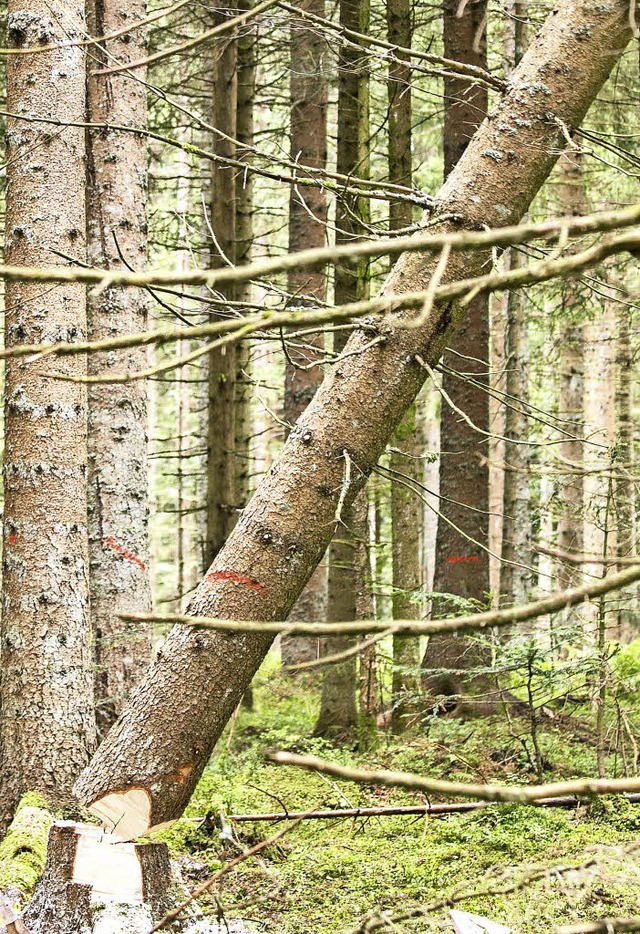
[154, 655, 640, 932]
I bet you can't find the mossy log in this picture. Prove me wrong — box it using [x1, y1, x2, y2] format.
[0, 795, 53, 901]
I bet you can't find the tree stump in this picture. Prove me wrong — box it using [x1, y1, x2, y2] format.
[18, 822, 177, 934]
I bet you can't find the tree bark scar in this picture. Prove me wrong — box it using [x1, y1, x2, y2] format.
[104, 536, 146, 570]
[206, 569, 268, 593]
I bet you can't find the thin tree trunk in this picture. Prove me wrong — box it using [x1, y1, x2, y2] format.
[0, 0, 96, 828]
[281, 0, 329, 669]
[500, 253, 532, 606]
[236, 0, 256, 707]
[315, 0, 371, 733]
[206, 5, 239, 566]
[87, 0, 152, 737]
[556, 149, 587, 588]
[422, 0, 491, 709]
[387, 0, 422, 732]
[614, 284, 637, 639]
[235, 0, 255, 516]
[76, 2, 632, 837]
[499, 3, 531, 607]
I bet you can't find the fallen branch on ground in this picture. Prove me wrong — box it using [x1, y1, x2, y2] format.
[271, 752, 640, 805]
[216, 793, 640, 823]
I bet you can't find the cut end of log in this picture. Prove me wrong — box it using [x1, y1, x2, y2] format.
[86, 788, 153, 841]
[21, 821, 177, 934]
[71, 825, 143, 904]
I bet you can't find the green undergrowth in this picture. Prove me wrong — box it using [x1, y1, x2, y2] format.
[154, 654, 640, 933]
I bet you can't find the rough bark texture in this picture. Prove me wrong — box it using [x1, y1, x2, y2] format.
[281, 0, 329, 669]
[206, 5, 239, 566]
[75, 1, 632, 838]
[387, 0, 422, 731]
[556, 150, 587, 587]
[422, 0, 491, 705]
[87, 0, 152, 738]
[0, 0, 96, 829]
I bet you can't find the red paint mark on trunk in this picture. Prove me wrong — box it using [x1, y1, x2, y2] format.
[206, 569, 268, 594]
[446, 555, 479, 564]
[8, 534, 16, 545]
[104, 536, 146, 570]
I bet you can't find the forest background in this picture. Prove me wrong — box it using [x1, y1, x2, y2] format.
[0, 0, 640, 932]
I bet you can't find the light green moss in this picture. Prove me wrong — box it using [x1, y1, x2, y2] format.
[152, 660, 640, 933]
[0, 793, 52, 898]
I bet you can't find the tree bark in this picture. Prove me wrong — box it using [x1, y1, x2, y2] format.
[556, 149, 587, 588]
[499, 0, 531, 609]
[500, 251, 532, 606]
[314, 0, 371, 732]
[614, 284, 637, 638]
[422, 0, 491, 707]
[75, 1, 633, 839]
[387, 0, 422, 732]
[281, 0, 329, 669]
[206, 5, 239, 566]
[0, 0, 96, 829]
[87, 0, 152, 738]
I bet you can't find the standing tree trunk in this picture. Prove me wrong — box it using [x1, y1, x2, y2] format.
[614, 284, 637, 638]
[87, 0, 152, 738]
[235, 0, 256, 517]
[315, 0, 371, 735]
[75, 1, 632, 838]
[499, 4, 531, 607]
[206, 5, 239, 566]
[235, 0, 257, 707]
[387, 0, 423, 732]
[0, 0, 96, 829]
[422, 0, 491, 709]
[556, 149, 587, 588]
[281, 0, 329, 670]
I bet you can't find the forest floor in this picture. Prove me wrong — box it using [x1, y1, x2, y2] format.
[156, 653, 640, 933]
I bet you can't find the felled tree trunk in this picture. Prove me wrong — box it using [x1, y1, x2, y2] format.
[75, 1, 633, 840]
[20, 823, 176, 934]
